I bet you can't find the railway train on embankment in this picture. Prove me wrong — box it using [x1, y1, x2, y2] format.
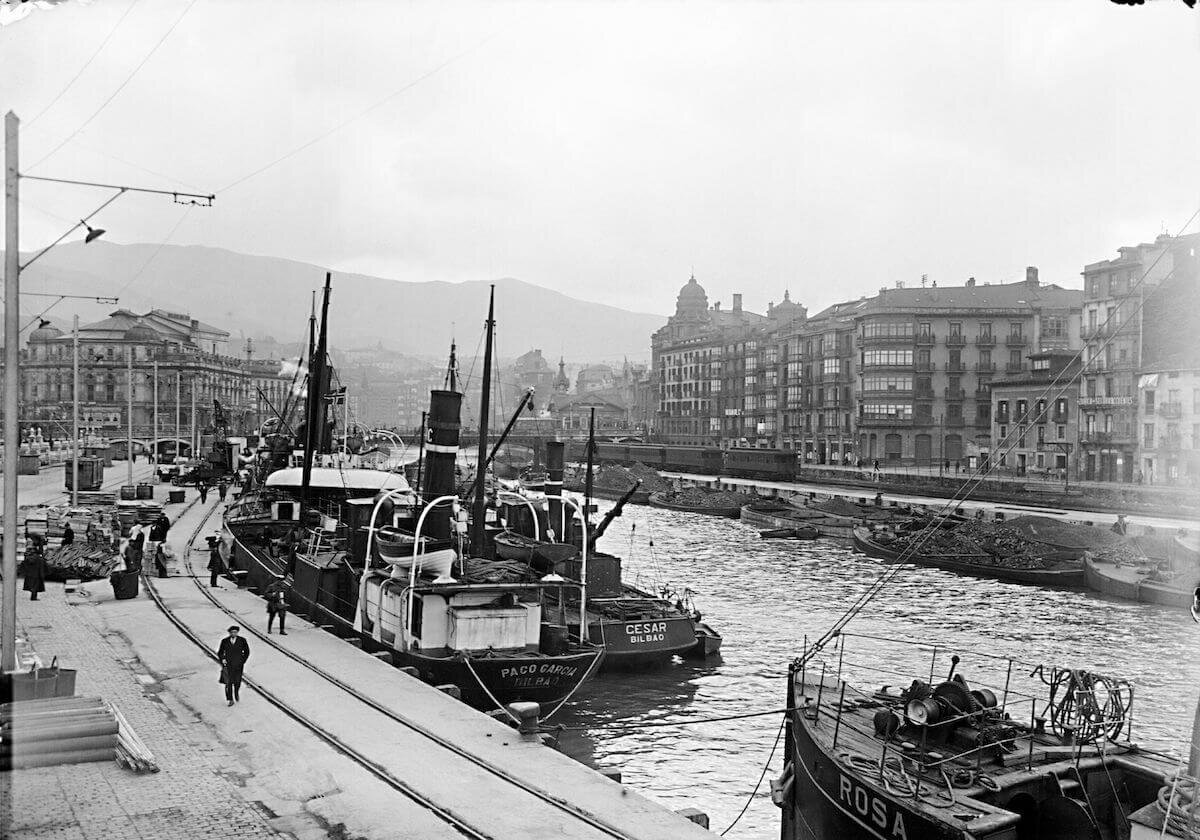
[564, 441, 799, 481]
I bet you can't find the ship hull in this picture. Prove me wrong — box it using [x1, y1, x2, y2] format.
[401, 648, 601, 709]
[784, 710, 963, 840]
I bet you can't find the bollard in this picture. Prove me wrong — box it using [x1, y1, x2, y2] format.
[371, 651, 394, 666]
[435, 684, 462, 700]
[676, 808, 709, 829]
[600, 767, 623, 783]
[506, 701, 541, 736]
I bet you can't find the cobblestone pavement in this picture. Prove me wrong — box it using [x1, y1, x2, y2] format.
[3, 581, 287, 840]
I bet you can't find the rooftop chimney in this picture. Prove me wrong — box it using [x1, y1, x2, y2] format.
[732, 293, 742, 313]
[1026, 266, 1039, 285]
[967, 277, 976, 287]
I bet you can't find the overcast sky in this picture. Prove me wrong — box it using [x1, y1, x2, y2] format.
[4, 0, 1199, 317]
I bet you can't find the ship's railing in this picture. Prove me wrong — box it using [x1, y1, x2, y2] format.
[796, 632, 1136, 787]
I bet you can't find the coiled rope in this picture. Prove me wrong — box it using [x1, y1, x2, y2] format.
[1157, 772, 1200, 840]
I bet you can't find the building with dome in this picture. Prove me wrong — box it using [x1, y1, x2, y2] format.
[18, 309, 290, 456]
[652, 275, 803, 447]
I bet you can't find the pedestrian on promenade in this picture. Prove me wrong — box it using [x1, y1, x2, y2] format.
[955, 460, 961, 475]
[23, 535, 47, 601]
[126, 522, 145, 572]
[207, 537, 224, 588]
[265, 575, 289, 635]
[198, 481, 209, 504]
[217, 479, 229, 503]
[217, 625, 250, 706]
[61, 522, 74, 547]
[149, 513, 171, 577]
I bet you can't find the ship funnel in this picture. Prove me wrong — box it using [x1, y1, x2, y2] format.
[421, 388, 463, 541]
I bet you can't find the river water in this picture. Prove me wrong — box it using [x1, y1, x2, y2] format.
[553, 502, 1200, 839]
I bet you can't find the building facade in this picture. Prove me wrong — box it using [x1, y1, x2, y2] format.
[987, 351, 1080, 477]
[1134, 234, 1200, 485]
[20, 309, 290, 454]
[1080, 233, 1200, 482]
[784, 298, 858, 463]
[853, 270, 1080, 466]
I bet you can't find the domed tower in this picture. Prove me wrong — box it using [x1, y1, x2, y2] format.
[674, 274, 709, 320]
[28, 320, 64, 344]
[123, 323, 159, 343]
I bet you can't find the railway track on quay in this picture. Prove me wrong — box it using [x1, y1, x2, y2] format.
[141, 500, 647, 840]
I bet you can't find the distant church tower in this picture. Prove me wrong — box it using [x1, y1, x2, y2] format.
[553, 357, 570, 393]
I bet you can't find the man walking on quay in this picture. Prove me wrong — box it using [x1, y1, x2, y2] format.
[217, 625, 250, 706]
[207, 537, 225, 588]
[198, 481, 209, 504]
[265, 575, 289, 635]
[23, 534, 47, 601]
[217, 479, 229, 503]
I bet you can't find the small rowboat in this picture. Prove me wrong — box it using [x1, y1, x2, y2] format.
[493, 532, 579, 570]
[375, 528, 455, 578]
[759, 526, 819, 541]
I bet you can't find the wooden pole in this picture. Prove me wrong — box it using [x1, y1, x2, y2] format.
[72, 315, 79, 506]
[3, 111, 21, 673]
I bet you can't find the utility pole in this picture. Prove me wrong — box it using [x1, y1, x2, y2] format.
[175, 371, 182, 459]
[72, 315, 80, 506]
[190, 378, 196, 458]
[3, 111, 20, 672]
[126, 348, 134, 485]
[153, 360, 159, 463]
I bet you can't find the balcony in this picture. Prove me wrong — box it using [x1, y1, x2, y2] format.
[858, 416, 914, 427]
[1052, 411, 1068, 424]
[944, 388, 966, 401]
[945, 334, 967, 347]
[975, 386, 991, 398]
[976, 362, 996, 373]
[1005, 362, 1025, 374]
[859, 333, 914, 346]
[1080, 324, 1109, 340]
[862, 388, 914, 399]
[1158, 403, 1183, 419]
[974, 334, 996, 347]
[915, 333, 936, 346]
[1006, 334, 1028, 347]
[1078, 395, 1134, 408]
[915, 361, 935, 372]
[914, 388, 935, 400]
[945, 361, 967, 373]
[994, 411, 1010, 424]
[1080, 431, 1135, 446]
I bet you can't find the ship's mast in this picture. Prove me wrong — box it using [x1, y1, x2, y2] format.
[299, 272, 332, 514]
[469, 286, 495, 557]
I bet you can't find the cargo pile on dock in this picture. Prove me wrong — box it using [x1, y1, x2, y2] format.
[42, 543, 122, 582]
[1, 697, 118, 771]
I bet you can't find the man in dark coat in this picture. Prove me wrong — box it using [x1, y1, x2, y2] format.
[149, 513, 171, 578]
[264, 575, 289, 635]
[61, 523, 74, 547]
[207, 537, 224, 588]
[198, 481, 209, 504]
[217, 625, 249, 705]
[23, 535, 47, 601]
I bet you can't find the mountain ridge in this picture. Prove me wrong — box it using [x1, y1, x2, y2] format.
[7, 241, 663, 362]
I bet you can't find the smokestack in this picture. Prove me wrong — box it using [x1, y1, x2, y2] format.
[733, 294, 743, 313]
[1026, 266, 1039, 285]
[420, 388, 463, 541]
[545, 441, 564, 542]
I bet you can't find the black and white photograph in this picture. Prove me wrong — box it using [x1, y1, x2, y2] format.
[1, 1, 1199, 838]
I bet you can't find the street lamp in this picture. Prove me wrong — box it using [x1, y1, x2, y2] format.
[4, 110, 215, 674]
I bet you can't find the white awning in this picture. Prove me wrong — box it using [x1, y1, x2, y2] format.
[265, 467, 411, 493]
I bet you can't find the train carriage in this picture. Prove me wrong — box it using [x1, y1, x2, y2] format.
[724, 448, 797, 481]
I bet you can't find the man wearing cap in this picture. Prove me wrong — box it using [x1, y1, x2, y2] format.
[217, 625, 250, 705]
